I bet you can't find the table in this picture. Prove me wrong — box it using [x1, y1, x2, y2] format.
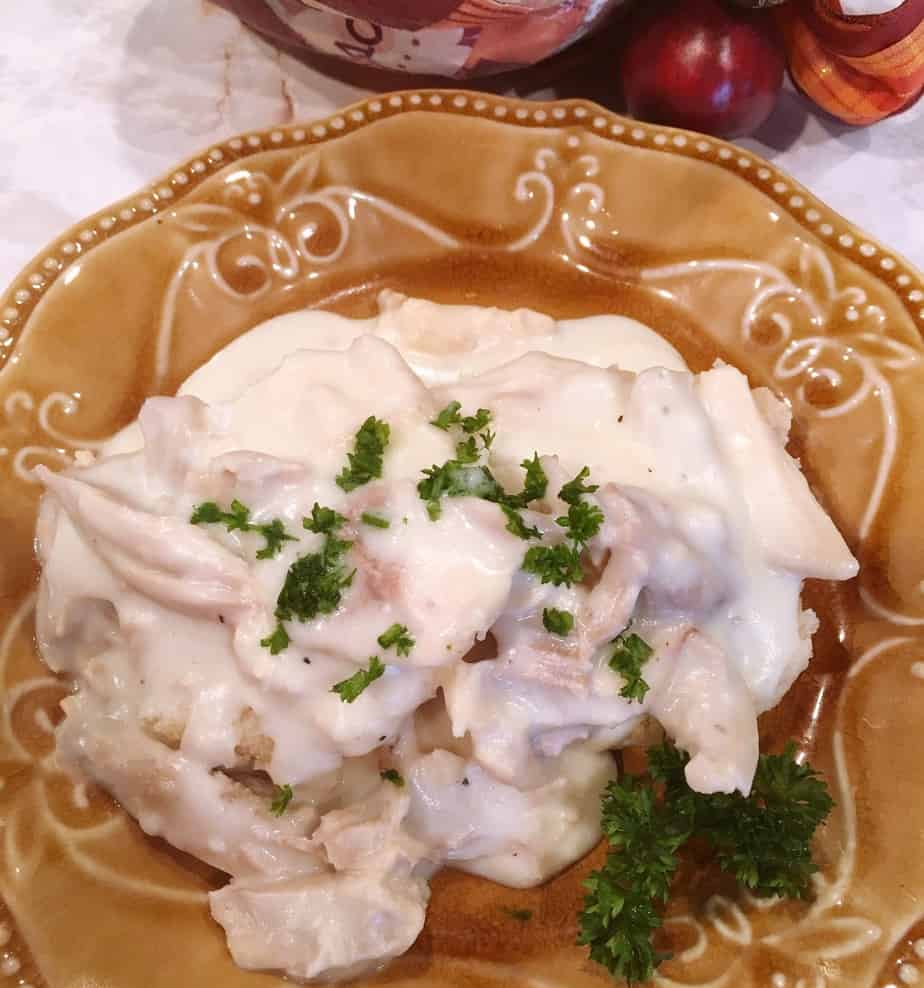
[2, 0, 922, 291]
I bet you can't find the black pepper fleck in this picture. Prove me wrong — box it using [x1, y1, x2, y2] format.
[218, 615, 225, 624]
[461, 777, 470, 786]
[303, 657, 311, 665]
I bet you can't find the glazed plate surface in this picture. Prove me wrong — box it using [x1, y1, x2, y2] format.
[1, 92, 924, 988]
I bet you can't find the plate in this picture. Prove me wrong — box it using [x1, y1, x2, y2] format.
[1, 91, 923, 988]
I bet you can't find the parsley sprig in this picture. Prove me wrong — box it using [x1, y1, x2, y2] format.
[331, 655, 385, 702]
[191, 499, 296, 560]
[609, 631, 654, 703]
[336, 416, 391, 492]
[579, 742, 834, 985]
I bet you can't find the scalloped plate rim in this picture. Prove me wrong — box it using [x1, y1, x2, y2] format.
[1, 89, 923, 361]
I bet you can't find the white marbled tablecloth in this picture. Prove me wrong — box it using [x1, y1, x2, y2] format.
[2, 0, 922, 291]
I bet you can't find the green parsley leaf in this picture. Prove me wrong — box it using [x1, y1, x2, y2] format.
[380, 768, 405, 787]
[519, 452, 549, 504]
[578, 774, 682, 985]
[514, 464, 601, 587]
[275, 529, 354, 626]
[418, 461, 505, 514]
[559, 466, 599, 506]
[377, 623, 415, 657]
[501, 504, 543, 541]
[461, 408, 492, 434]
[542, 607, 574, 636]
[191, 499, 294, 560]
[331, 655, 386, 703]
[522, 543, 584, 587]
[361, 512, 390, 529]
[254, 519, 297, 560]
[225, 499, 252, 531]
[190, 501, 224, 525]
[430, 401, 492, 440]
[504, 453, 548, 509]
[304, 503, 347, 535]
[336, 416, 390, 492]
[481, 428, 496, 449]
[609, 631, 654, 703]
[260, 622, 291, 655]
[676, 742, 835, 900]
[431, 400, 462, 431]
[454, 435, 481, 464]
[578, 742, 834, 985]
[557, 500, 605, 546]
[500, 907, 533, 922]
[270, 783, 294, 817]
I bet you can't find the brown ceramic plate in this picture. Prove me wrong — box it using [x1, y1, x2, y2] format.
[1, 92, 924, 988]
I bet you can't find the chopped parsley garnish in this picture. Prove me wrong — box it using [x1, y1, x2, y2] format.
[522, 542, 584, 587]
[557, 499, 604, 544]
[430, 401, 492, 436]
[501, 907, 533, 922]
[542, 607, 574, 636]
[418, 451, 546, 528]
[275, 538, 354, 625]
[422, 402, 505, 518]
[431, 400, 462, 430]
[331, 655, 385, 703]
[265, 506, 354, 650]
[609, 631, 654, 702]
[461, 408, 492, 435]
[270, 783, 293, 817]
[361, 511, 390, 529]
[455, 435, 481, 464]
[505, 453, 548, 509]
[303, 503, 346, 534]
[377, 623, 415, 657]
[380, 768, 405, 787]
[260, 622, 291, 655]
[418, 462, 505, 520]
[254, 520, 296, 560]
[191, 499, 249, 530]
[424, 401, 550, 532]
[559, 466, 599, 505]
[336, 416, 390, 492]
[191, 499, 296, 560]
[578, 742, 834, 985]
[501, 504, 542, 541]
[519, 465, 602, 588]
